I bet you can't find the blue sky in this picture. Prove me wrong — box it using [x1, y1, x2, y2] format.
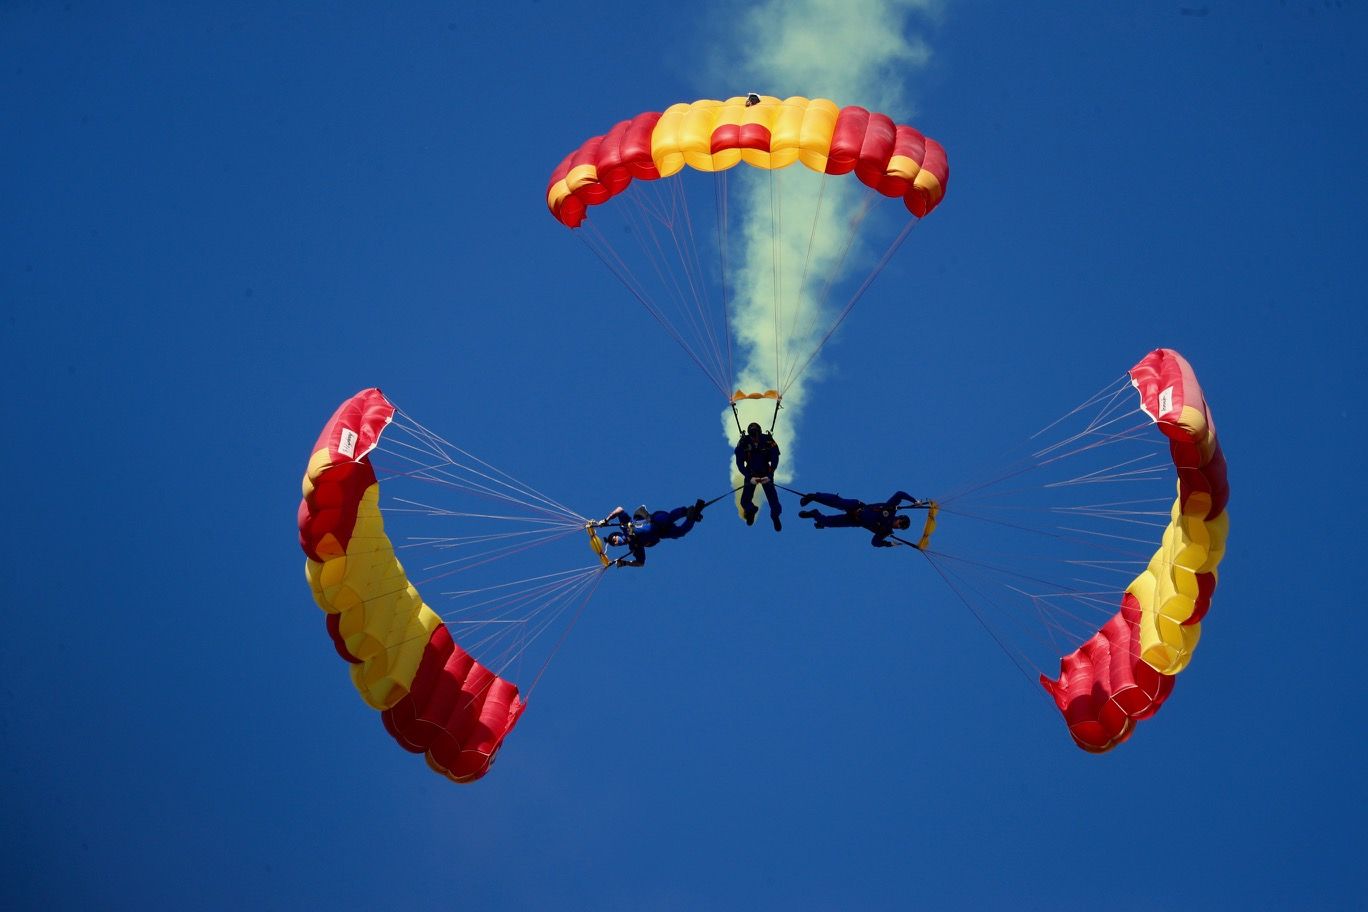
[3, 2, 1365, 910]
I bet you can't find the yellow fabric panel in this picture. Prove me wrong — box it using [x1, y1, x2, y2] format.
[651, 96, 839, 175]
[1128, 492, 1227, 675]
[912, 167, 944, 201]
[653, 99, 718, 176]
[792, 98, 839, 171]
[886, 154, 924, 184]
[302, 448, 328, 499]
[546, 163, 599, 215]
[743, 96, 808, 170]
[305, 483, 442, 710]
[563, 163, 600, 197]
[1200, 510, 1230, 573]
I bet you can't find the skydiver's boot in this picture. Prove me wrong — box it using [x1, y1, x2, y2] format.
[772, 514, 782, 531]
[798, 509, 817, 519]
[800, 494, 814, 506]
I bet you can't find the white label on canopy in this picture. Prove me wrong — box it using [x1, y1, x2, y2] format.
[338, 427, 359, 459]
[1158, 386, 1174, 418]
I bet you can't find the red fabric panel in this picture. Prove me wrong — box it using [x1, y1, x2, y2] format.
[1131, 349, 1229, 519]
[852, 111, 897, 192]
[826, 106, 870, 175]
[381, 625, 526, 783]
[297, 388, 393, 562]
[1189, 571, 1217, 625]
[708, 122, 771, 153]
[1040, 594, 1177, 752]
[548, 111, 662, 228]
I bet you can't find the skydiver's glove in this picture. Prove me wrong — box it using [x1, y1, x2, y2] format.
[875, 540, 895, 548]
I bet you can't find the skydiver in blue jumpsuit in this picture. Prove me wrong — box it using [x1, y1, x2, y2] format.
[595, 500, 706, 567]
[735, 422, 782, 531]
[797, 490, 929, 547]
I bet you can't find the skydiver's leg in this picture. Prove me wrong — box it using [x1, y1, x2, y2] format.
[798, 509, 856, 528]
[761, 481, 781, 517]
[740, 480, 758, 523]
[805, 492, 860, 512]
[655, 507, 696, 539]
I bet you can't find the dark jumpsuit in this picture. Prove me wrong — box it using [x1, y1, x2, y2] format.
[803, 491, 917, 547]
[615, 506, 698, 566]
[734, 433, 782, 522]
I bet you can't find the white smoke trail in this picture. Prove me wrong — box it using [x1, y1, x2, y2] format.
[715, 0, 938, 511]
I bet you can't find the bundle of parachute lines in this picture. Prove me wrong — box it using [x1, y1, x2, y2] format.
[298, 94, 1228, 783]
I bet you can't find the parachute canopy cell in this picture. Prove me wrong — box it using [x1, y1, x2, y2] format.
[1039, 349, 1229, 752]
[298, 389, 526, 783]
[546, 94, 949, 228]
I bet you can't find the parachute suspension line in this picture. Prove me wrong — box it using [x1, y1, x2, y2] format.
[917, 548, 1055, 702]
[935, 374, 1155, 507]
[409, 526, 587, 585]
[524, 566, 607, 701]
[1028, 371, 1134, 444]
[921, 546, 1157, 668]
[577, 224, 732, 400]
[438, 565, 605, 600]
[623, 183, 726, 390]
[384, 406, 586, 523]
[780, 187, 880, 392]
[663, 175, 731, 392]
[782, 205, 916, 396]
[933, 373, 1139, 509]
[425, 566, 604, 719]
[781, 173, 831, 393]
[447, 564, 600, 660]
[926, 546, 1145, 677]
[715, 168, 736, 389]
[769, 166, 784, 391]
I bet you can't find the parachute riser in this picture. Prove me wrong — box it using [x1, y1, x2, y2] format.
[728, 392, 783, 436]
[891, 501, 939, 550]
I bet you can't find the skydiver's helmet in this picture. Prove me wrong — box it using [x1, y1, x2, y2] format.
[632, 505, 650, 520]
[607, 532, 627, 547]
[746, 422, 763, 439]
[895, 515, 912, 530]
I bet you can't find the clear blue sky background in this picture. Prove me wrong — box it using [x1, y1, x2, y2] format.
[3, 2, 1365, 910]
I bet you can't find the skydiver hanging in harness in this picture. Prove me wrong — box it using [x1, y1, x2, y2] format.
[735, 422, 782, 531]
[592, 499, 707, 567]
[797, 490, 930, 547]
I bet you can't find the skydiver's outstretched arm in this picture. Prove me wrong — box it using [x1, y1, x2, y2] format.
[889, 491, 930, 509]
[595, 506, 629, 527]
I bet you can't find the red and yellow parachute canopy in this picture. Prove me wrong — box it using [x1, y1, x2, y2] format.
[298, 389, 525, 783]
[1040, 349, 1229, 752]
[547, 94, 949, 228]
